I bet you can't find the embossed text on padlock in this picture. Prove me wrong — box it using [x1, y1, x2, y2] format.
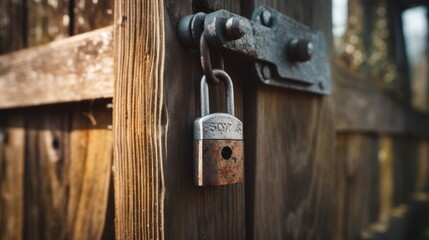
[194, 69, 244, 186]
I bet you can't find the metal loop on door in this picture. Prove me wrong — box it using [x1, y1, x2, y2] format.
[200, 35, 224, 85]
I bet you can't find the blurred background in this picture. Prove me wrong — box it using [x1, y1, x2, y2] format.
[334, 0, 429, 239]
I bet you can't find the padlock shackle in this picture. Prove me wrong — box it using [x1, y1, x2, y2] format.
[200, 69, 235, 116]
[200, 76, 210, 116]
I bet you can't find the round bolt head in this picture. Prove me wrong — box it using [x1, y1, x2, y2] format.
[262, 65, 271, 79]
[288, 38, 313, 62]
[225, 17, 246, 40]
[261, 10, 272, 27]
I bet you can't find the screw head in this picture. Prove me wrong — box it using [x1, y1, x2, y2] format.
[261, 65, 271, 79]
[261, 10, 272, 27]
[225, 17, 246, 40]
[288, 39, 313, 62]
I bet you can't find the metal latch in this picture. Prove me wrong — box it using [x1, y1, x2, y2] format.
[178, 6, 331, 95]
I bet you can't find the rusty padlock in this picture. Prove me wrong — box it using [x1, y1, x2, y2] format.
[194, 69, 244, 186]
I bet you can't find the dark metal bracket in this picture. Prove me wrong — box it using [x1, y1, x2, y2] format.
[178, 6, 332, 95]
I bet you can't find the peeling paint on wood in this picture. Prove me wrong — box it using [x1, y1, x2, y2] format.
[0, 27, 114, 109]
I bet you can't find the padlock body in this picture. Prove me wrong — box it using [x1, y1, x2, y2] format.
[193, 113, 244, 186]
[194, 139, 244, 186]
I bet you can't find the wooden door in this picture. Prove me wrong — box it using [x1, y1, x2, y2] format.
[113, 0, 340, 239]
[1, 0, 428, 239]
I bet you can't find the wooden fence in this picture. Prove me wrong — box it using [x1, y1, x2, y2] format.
[0, 0, 428, 239]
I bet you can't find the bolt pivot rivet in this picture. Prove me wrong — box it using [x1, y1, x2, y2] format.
[225, 17, 246, 40]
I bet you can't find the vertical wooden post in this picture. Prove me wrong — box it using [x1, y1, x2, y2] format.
[113, 0, 245, 239]
[113, 0, 166, 238]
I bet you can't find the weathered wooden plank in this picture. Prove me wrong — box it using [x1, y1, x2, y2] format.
[246, 87, 339, 239]
[22, 101, 113, 239]
[166, 2, 244, 240]
[0, 114, 25, 240]
[28, 0, 70, 47]
[0, 0, 27, 54]
[334, 66, 429, 134]
[365, 137, 429, 240]
[244, 1, 341, 239]
[23, 106, 71, 239]
[73, 0, 114, 34]
[0, 27, 114, 109]
[360, 137, 428, 240]
[415, 139, 429, 193]
[336, 134, 380, 240]
[377, 137, 394, 229]
[113, 1, 165, 238]
[113, 0, 244, 239]
[66, 103, 113, 239]
[392, 137, 419, 206]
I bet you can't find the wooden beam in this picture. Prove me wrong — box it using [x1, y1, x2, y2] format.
[334, 66, 429, 135]
[0, 26, 114, 109]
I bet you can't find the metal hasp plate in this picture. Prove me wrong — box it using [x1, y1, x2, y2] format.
[204, 6, 331, 95]
[177, 6, 331, 95]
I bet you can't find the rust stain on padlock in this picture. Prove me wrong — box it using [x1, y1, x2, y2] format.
[194, 139, 244, 186]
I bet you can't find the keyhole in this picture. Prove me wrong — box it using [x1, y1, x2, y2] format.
[52, 137, 60, 149]
[221, 146, 233, 160]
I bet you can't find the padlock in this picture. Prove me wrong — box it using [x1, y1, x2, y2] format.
[194, 69, 244, 186]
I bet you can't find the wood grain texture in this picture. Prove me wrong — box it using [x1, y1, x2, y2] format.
[165, 1, 245, 238]
[28, 0, 70, 47]
[114, 0, 245, 239]
[73, 0, 114, 34]
[23, 106, 72, 239]
[0, 114, 25, 240]
[336, 134, 380, 240]
[243, 1, 342, 239]
[21, 102, 113, 240]
[0, 0, 27, 54]
[113, 0, 165, 239]
[66, 103, 113, 239]
[246, 88, 339, 239]
[163, 19, 245, 240]
[0, 27, 114, 109]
